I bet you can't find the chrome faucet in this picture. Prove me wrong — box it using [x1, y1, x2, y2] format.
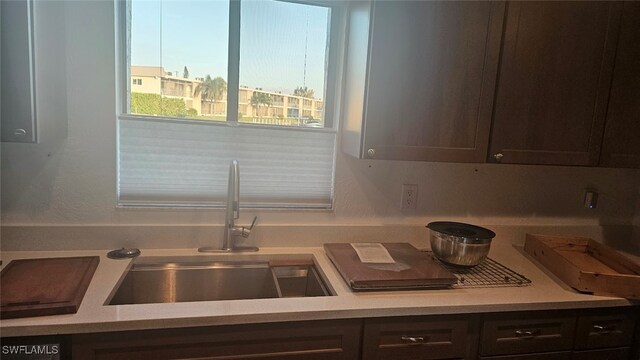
[199, 160, 258, 252]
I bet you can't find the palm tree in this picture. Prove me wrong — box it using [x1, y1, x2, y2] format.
[194, 75, 227, 114]
[250, 92, 272, 118]
[293, 86, 314, 99]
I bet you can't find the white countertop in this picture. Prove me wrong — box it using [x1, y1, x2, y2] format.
[0, 237, 635, 337]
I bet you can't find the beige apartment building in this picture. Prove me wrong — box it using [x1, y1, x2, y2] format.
[131, 66, 323, 121]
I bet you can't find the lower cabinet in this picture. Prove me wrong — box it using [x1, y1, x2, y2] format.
[479, 308, 638, 360]
[362, 314, 480, 360]
[72, 319, 362, 360]
[574, 308, 637, 351]
[480, 310, 577, 356]
[4, 307, 635, 360]
[361, 307, 638, 360]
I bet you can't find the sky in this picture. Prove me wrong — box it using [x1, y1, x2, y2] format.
[131, 0, 330, 98]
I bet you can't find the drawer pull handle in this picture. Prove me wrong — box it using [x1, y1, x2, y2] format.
[401, 336, 426, 345]
[515, 329, 541, 338]
[592, 324, 615, 333]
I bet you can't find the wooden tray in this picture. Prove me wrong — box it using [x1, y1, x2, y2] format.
[524, 234, 640, 299]
[324, 243, 457, 291]
[1, 256, 100, 319]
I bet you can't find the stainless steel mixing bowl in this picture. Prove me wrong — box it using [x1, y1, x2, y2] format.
[427, 222, 496, 267]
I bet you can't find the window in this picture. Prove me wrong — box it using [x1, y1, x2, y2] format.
[117, 0, 342, 208]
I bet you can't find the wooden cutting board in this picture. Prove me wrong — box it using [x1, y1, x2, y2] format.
[1, 256, 100, 319]
[324, 243, 457, 291]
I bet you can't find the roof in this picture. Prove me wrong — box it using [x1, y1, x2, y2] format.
[130, 66, 165, 77]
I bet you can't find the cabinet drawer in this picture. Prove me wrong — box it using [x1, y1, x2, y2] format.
[574, 308, 637, 350]
[362, 315, 478, 360]
[480, 351, 572, 360]
[72, 319, 361, 360]
[572, 347, 630, 360]
[481, 311, 576, 356]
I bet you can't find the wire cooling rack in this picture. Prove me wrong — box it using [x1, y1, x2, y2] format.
[426, 252, 532, 288]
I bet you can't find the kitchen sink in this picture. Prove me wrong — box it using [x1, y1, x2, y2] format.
[108, 257, 331, 305]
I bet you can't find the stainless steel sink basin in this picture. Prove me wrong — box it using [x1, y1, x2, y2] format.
[108, 258, 331, 305]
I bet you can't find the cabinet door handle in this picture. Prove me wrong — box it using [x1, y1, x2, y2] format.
[400, 336, 426, 345]
[515, 329, 541, 338]
[367, 148, 376, 158]
[592, 324, 615, 333]
[493, 153, 504, 162]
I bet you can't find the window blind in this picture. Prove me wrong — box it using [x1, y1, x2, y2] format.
[118, 117, 336, 208]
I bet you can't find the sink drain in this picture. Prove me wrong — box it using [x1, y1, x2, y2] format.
[107, 248, 141, 259]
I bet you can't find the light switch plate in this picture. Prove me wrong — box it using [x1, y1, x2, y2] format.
[584, 188, 598, 209]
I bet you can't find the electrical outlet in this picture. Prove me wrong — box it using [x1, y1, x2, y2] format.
[401, 184, 418, 209]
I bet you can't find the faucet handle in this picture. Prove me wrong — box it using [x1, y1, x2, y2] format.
[241, 216, 258, 238]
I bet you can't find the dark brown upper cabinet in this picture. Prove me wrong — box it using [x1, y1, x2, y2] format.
[342, 1, 505, 162]
[1, 0, 37, 143]
[488, 2, 622, 166]
[599, 2, 640, 168]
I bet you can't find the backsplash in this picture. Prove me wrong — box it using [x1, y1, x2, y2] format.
[1, 224, 636, 252]
[2, 147, 639, 226]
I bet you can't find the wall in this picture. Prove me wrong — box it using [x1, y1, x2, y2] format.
[2, 1, 640, 240]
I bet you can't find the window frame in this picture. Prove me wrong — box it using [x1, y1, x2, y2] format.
[114, 0, 346, 209]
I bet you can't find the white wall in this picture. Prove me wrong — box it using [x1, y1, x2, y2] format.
[2, 1, 640, 230]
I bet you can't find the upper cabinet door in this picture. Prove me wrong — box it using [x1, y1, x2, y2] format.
[342, 1, 504, 162]
[488, 2, 621, 166]
[1, 0, 37, 143]
[599, 2, 640, 168]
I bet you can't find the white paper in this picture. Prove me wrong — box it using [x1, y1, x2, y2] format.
[351, 243, 395, 264]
